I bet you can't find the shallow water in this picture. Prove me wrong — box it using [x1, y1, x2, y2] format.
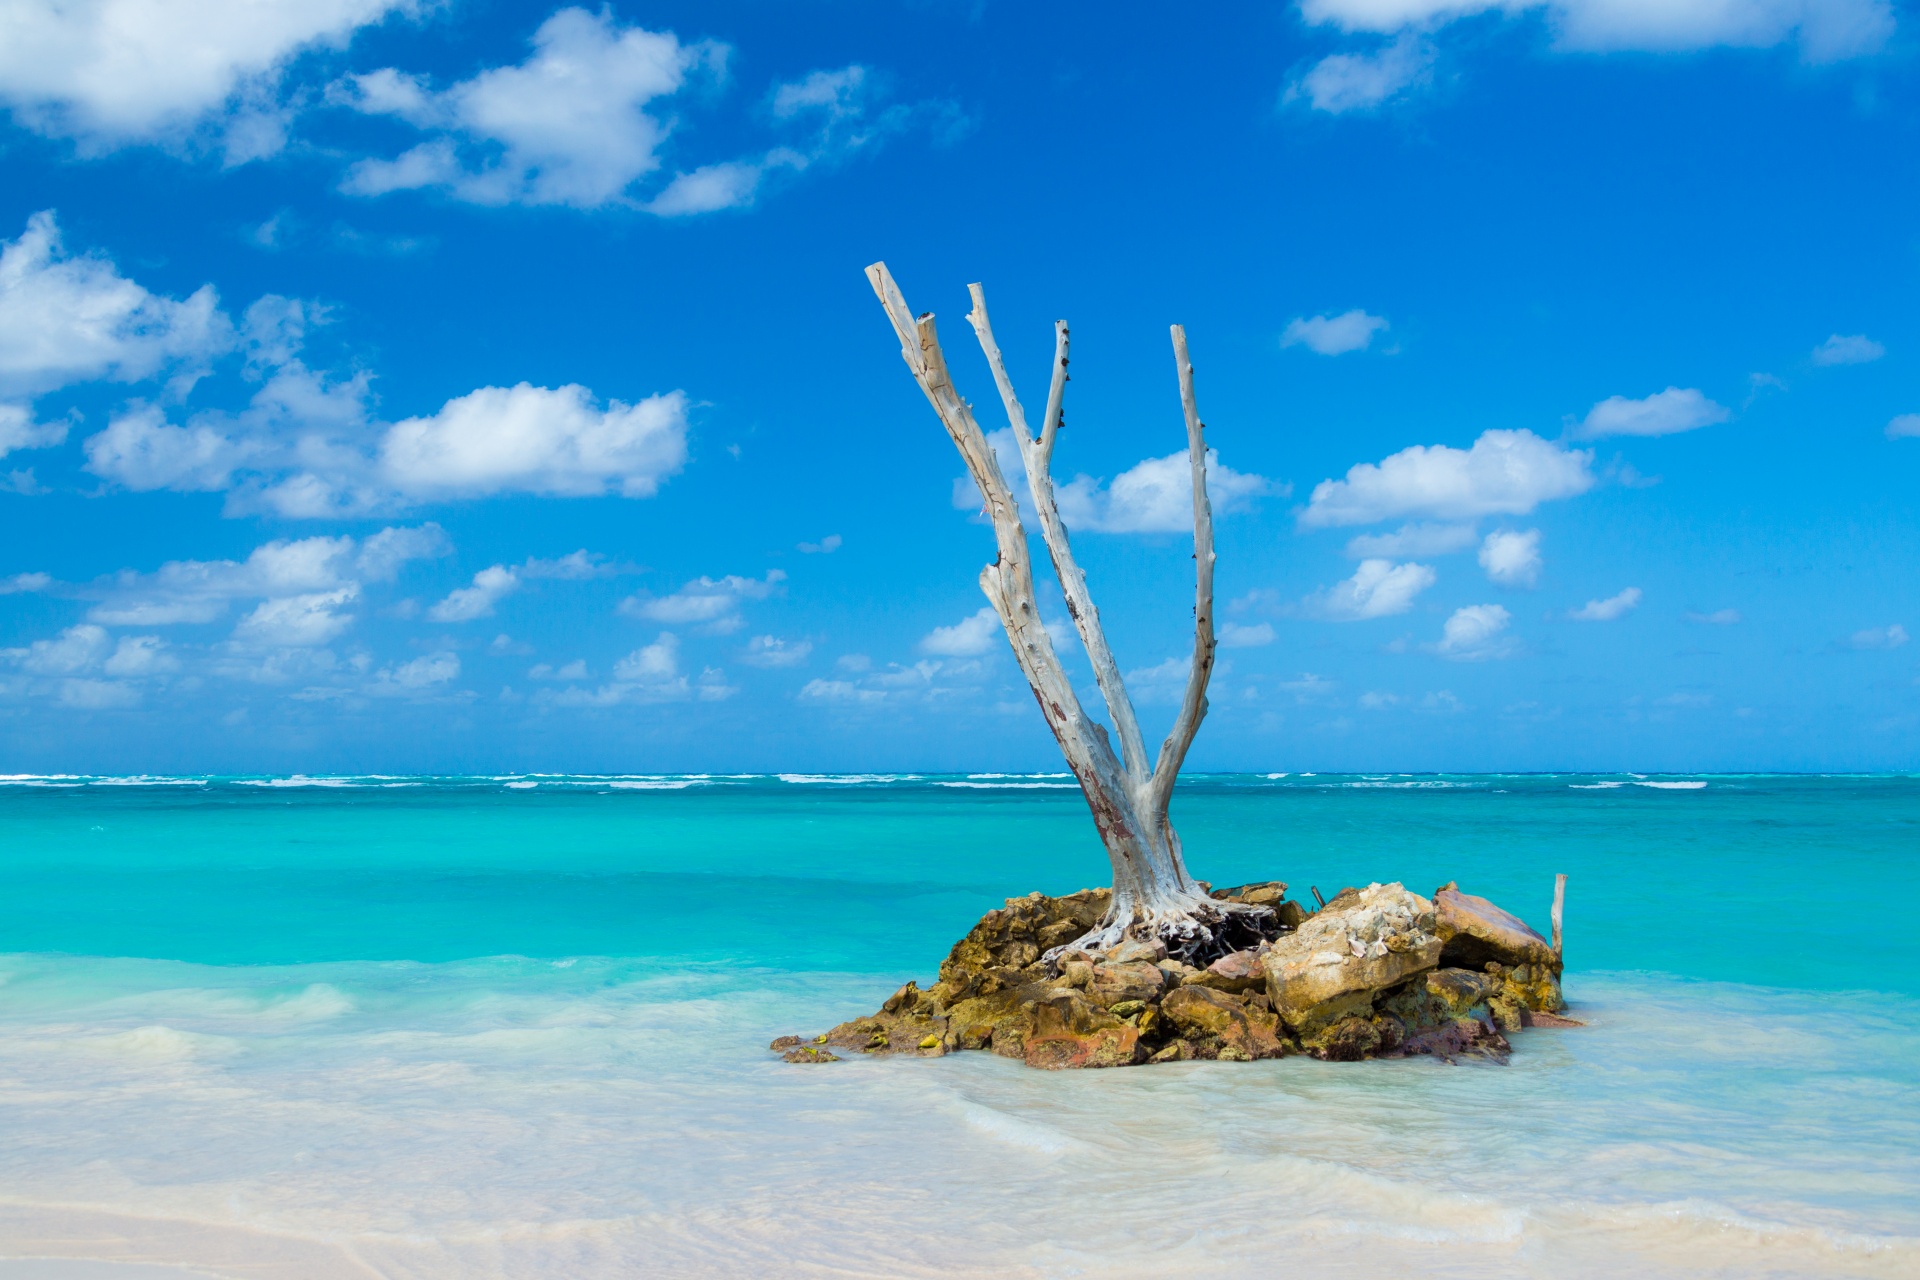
[1, 774, 1916, 1278]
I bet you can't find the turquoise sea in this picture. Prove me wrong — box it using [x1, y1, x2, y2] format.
[0, 773, 1916, 1278]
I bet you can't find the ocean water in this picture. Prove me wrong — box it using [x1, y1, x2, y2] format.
[0, 773, 1916, 1279]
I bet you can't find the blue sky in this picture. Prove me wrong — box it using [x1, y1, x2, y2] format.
[0, 0, 1916, 773]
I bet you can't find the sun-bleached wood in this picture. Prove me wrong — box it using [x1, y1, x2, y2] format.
[867, 262, 1253, 953]
[1552, 873, 1567, 958]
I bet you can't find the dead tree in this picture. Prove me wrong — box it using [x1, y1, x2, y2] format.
[866, 263, 1264, 960]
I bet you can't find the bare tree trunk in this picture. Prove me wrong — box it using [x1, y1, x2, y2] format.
[866, 263, 1260, 957]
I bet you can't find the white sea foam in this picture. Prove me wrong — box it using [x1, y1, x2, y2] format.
[0, 959, 1911, 1279]
[935, 781, 1075, 789]
[604, 779, 700, 790]
[235, 776, 358, 788]
[1570, 780, 1628, 789]
[502, 781, 537, 790]
[775, 774, 921, 784]
[1635, 780, 1708, 790]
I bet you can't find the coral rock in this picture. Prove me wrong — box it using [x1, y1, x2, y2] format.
[1261, 882, 1443, 1034]
[1434, 883, 1559, 971]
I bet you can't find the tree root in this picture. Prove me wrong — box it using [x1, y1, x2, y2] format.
[1044, 897, 1285, 970]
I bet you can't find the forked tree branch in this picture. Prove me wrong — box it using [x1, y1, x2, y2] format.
[1146, 325, 1216, 821]
[865, 264, 1139, 819]
[964, 286, 1152, 783]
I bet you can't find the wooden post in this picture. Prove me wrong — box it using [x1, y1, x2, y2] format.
[1551, 873, 1566, 959]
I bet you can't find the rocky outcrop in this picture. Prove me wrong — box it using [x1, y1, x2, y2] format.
[775, 878, 1571, 1069]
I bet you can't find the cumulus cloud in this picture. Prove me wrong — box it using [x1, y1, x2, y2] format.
[1849, 623, 1908, 650]
[1308, 558, 1436, 620]
[619, 570, 784, 634]
[1479, 528, 1542, 588]
[3, 623, 111, 674]
[1575, 387, 1730, 439]
[102, 634, 177, 676]
[545, 632, 733, 705]
[741, 635, 813, 668]
[428, 565, 519, 622]
[0, 211, 230, 397]
[1280, 309, 1390, 355]
[1569, 586, 1642, 621]
[1344, 521, 1477, 559]
[797, 534, 843, 554]
[1, 571, 51, 594]
[1219, 621, 1277, 648]
[1811, 333, 1885, 366]
[1887, 414, 1920, 440]
[231, 586, 358, 647]
[1301, 429, 1592, 529]
[338, 9, 719, 207]
[0, 0, 410, 155]
[335, 12, 936, 214]
[378, 383, 689, 501]
[84, 404, 242, 491]
[1291, 33, 1434, 113]
[0, 402, 67, 457]
[87, 528, 442, 628]
[1296, 0, 1894, 62]
[371, 650, 459, 692]
[920, 607, 1001, 657]
[960, 429, 1274, 534]
[1430, 603, 1514, 660]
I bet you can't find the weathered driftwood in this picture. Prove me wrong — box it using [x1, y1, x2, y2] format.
[1552, 872, 1567, 958]
[866, 264, 1258, 959]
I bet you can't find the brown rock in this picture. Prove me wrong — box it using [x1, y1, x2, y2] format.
[782, 1045, 841, 1063]
[769, 1035, 804, 1051]
[1025, 1024, 1142, 1069]
[1261, 882, 1443, 1033]
[1085, 960, 1170, 1007]
[1109, 938, 1169, 964]
[1185, 948, 1265, 993]
[1434, 883, 1559, 972]
[1310, 1016, 1384, 1062]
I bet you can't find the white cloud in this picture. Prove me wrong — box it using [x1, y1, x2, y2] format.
[1309, 558, 1436, 620]
[0, 0, 409, 154]
[84, 404, 242, 491]
[956, 429, 1275, 534]
[1219, 621, 1277, 648]
[797, 534, 842, 554]
[1292, 34, 1434, 113]
[1479, 528, 1542, 588]
[0, 211, 230, 397]
[1575, 387, 1730, 439]
[797, 677, 884, 705]
[1431, 603, 1514, 660]
[1, 571, 51, 594]
[619, 570, 785, 634]
[102, 634, 177, 676]
[354, 523, 451, 580]
[3, 623, 110, 673]
[1569, 586, 1642, 621]
[1280, 309, 1390, 355]
[375, 650, 458, 690]
[88, 529, 439, 627]
[741, 635, 813, 667]
[1850, 623, 1908, 651]
[0, 402, 67, 456]
[920, 607, 1001, 656]
[337, 8, 719, 208]
[1359, 689, 1400, 710]
[428, 565, 519, 622]
[1056, 448, 1272, 533]
[1345, 521, 1478, 558]
[1811, 333, 1886, 366]
[379, 383, 689, 500]
[57, 677, 139, 708]
[1684, 608, 1741, 625]
[547, 632, 732, 705]
[232, 586, 358, 647]
[1887, 414, 1920, 440]
[1303, 429, 1592, 528]
[1297, 1, 1894, 62]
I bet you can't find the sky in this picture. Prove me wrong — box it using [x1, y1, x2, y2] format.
[0, 0, 1916, 774]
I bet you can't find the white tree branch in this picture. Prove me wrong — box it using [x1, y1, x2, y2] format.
[1147, 324, 1216, 823]
[964, 284, 1152, 784]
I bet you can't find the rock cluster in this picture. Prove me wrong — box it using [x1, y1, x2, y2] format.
[777, 879, 1573, 1069]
